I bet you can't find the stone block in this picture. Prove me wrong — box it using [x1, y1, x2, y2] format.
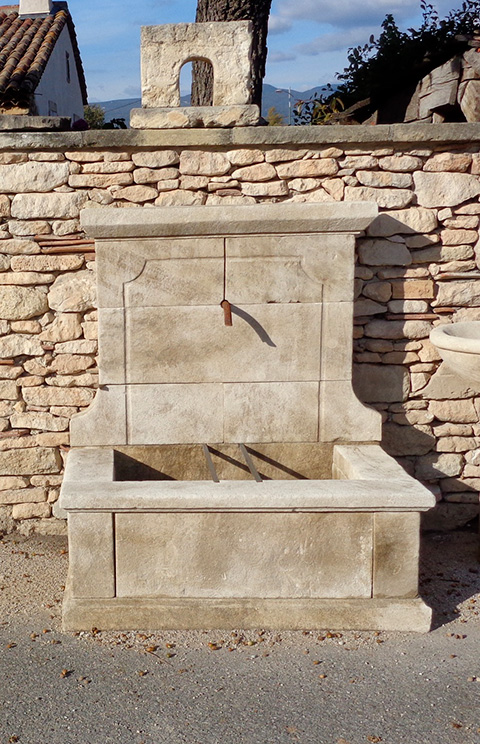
[276, 159, 338, 179]
[0, 162, 68, 193]
[48, 271, 96, 313]
[241, 181, 289, 197]
[358, 239, 412, 266]
[422, 365, 476, 400]
[0, 487, 46, 504]
[379, 155, 422, 172]
[223, 382, 319, 443]
[345, 186, 413, 209]
[414, 171, 480, 208]
[39, 313, 83, 343]
[97, 308, 125, 385]
[321, 302, 353, 380]
[12, 502, 50, 520]
[23, 387, 95, 407]
[115, 512, 373, 599]
[68, 513, 115, 598]
[357, 170, 413, 189]
[373, 513, 420, 598]
[11, 192, 87, 219]
[0, 286, 48, 320]
[415, 452, 463, 479]
[367, 207, 438, 237]
[0, 447, 61, 475]
[0, 334, 44, 358]
[353, 364, 410, 403]
[319, 381, 382, 442]
[131, 105, 260, 129]
[70, 387, 127, 447]
[127, 383, 223, 444]
[125, 305, 321, 384]
[141, 22, 253, 108]
[132, 151, 180, 168]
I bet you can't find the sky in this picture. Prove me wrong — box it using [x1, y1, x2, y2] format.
[67, 0, 468, 104]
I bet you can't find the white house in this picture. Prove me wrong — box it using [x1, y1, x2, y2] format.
[0, 0, 87, 121]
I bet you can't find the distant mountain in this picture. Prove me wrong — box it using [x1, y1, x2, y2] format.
[92, 83, 336, 127]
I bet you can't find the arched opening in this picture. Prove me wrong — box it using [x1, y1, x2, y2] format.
[179, 57, 214, 107]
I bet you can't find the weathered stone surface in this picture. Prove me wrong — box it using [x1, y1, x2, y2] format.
[11, 192, 87, 219]
[48, 272, 96, 313]
[11, 412, 69, 431]
[241, 181, 289, 197]
[49, 354, 94, 374]
[132, 150, 179, 168]
[322, 178, 344, 200]
[415, 452, 463, 479]
[437, 436, 479, 452]
[344, 186, 413, 209]
[357, 170, 413, 188]
[353, 364, 410, 402]
[55, 340, 97, 354]
[12, 502, 51, 519]
[390, 279, 434, 299]
[0, 487, 46, 504]
[10, 255, 83, 272]
[414, 171, 480, 207]
[434, 281, 480, 307]
[81, 161, 134, 173]
[367, 207, 438, 237]
[39, 313, 83, 342]
[0, 162, 68, 192]
[22, 387, 95, 407]
[231, 163, 276, 181]
[285, 178, 318, 193]
[179, 151, 230, 176]
[114, 185, 158, 203]
[441, 229, 477, 245]
[8, 220, 50, 236]
[358, 239, 411, 266]
[69, 173, 133, 188]
[0, 286, 48, 320]
[0, 239, 38, 255]
[0, 476, 28, 490]
[421, 365, 476, 399]
[134, 167, 163, 184]
[0, 271, 55, 286]
[388, 299, 429, 313]
[340, 156, 378, 169]
[276, 159, 338, 179]
[379, 155, 422, 171]
[226, 149, 264, 166]
[429, 399, 478, 423]
[365, 319, 431, 340]
[354, 299, 385, 316]
[0, 380, 18, 399]
[411, 244, 473, 263]
[0, 334, 44, 357]
[0, 447, 61, 475]
[363, 282, 392, 302]
[383, 423, 434, 456]
[154, 190, 207, 206]
[423, 152, 471, 172]
[265, 148, 307, 163]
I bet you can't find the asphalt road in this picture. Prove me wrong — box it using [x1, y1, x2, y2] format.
[0, 530, 479, 744]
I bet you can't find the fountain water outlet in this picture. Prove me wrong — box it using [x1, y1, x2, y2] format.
[59, 202, 435, 632]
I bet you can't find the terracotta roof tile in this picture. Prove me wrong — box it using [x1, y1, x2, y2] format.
[0, 1, 87, 108]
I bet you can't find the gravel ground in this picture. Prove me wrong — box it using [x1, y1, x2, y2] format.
[0, 529, 479, 744]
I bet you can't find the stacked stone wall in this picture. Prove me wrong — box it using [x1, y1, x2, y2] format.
[0, 125, 480, 534]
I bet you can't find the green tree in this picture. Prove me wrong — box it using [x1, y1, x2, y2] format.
[83, 104, 105, 129]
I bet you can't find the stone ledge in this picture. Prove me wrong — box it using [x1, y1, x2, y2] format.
[0, 115, 71, 131]
[2, 122, 480, 149]
[62, 590, 433, 631]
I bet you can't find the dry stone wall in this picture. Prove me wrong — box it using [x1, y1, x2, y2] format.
[0, 125, 480, 534]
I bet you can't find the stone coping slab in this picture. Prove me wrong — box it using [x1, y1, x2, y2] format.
[59, 445, 435, 513]
[3, 122, 480, 149]
[80, 202, 378, 238]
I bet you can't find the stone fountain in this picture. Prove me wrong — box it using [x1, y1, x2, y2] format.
[59, 201, 434, 631]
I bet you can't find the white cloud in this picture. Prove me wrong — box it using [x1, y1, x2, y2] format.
[275, 0, 420, 28]
[296, 25, 378, 55]
[268, 14, 293, 34]
[269, 50, 297, 63]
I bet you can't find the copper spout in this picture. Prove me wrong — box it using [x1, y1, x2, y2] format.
[221, 299, 233, 326]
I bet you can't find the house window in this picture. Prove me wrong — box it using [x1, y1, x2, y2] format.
[66, 51, 71, 84]
[48, 100, 57, 116]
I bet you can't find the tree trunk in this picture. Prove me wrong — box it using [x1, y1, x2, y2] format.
[191, 0, 272, 110]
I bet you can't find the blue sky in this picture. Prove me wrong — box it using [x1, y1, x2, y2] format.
[68, 0, 467, 102]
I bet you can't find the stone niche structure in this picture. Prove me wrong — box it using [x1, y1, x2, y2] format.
[130, 22, 261, 129]
[59, 202, 435, 632]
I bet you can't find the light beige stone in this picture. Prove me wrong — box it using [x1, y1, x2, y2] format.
[411, 244, 473, 263]
[364, 319, 431, 340]
[0, 238, 38, 255]
[423, 152, 471, 172]
[441, 229, 477, 245]
[68, 512, 115, 598]
[0, 476, 28, 490]
[345, 186, 413, 209]
[23, 387, 95, 407]
[132, 150, 179, 168]
[11, 192, 87, 219]
[276, 159, 338, 179]
[415, 453, 463, 479]
[388, 299, 428, 313]
[0, 447, 61, 475]
[12, 502, 50, 519]
[265, 149, 307, 163]
[0, 272, 55, 285]
[241, 181, 288, 197]
[226, 149, 264, 166]
[39, 313, 83, 342]
[0, 334, 44, 357]
[379, 155, 422, 172]
[232, 163, 276, 181]
[414, 171, 480, 207]
[322, 178, 344, 201]
[10, 255, 83, 272]
[319, 381, 381, 441]
[357, 170, 413, 189]
[0, 286, 48, 320]
[81, 161, 134, 173]
[0, 162, 68, 192]
[114, 185, 158, 203]
[434, 281, 480, 307]
[55, 340, 97, 354]
[48, 271, 96, 313]
[367, 207, 437, 237]
[115, 512, 372, 599]
[11, 412, 69, 431]
[68, 173, 133, 188]
[391, 279, 434, 299]
[0, 487, 46, 504]
[340, 156, 377, 169]
[0, 380, 18, 399]
[8, 220, 50, 236]
[154, 190, 207, 206]
[429, 399, 478, 422]
[49, 355, 94, 375]
[437, 436, 479, 452]
[179, 151, 230, 176]
[422, 365, 475, 399]
[373, 513, 420, 598]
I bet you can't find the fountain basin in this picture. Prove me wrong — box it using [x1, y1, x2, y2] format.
[61, 443, 434, 631]
[430, 322, 480, 387]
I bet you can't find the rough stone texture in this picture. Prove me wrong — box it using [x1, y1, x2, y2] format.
[48, 271, 96, 313]
[0, 162, 68, 192]
[0, 286, 48, 320]
[414, 171, 480, 207]
[131, 105, 260, 130]
[358, 239, 411, 266]
[11, 192, 87, 219]
[353, 364, 410, 403]
[0, 447, 61, 475]
[180, 151, 230, 176]
[345, 186, 413, 209]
